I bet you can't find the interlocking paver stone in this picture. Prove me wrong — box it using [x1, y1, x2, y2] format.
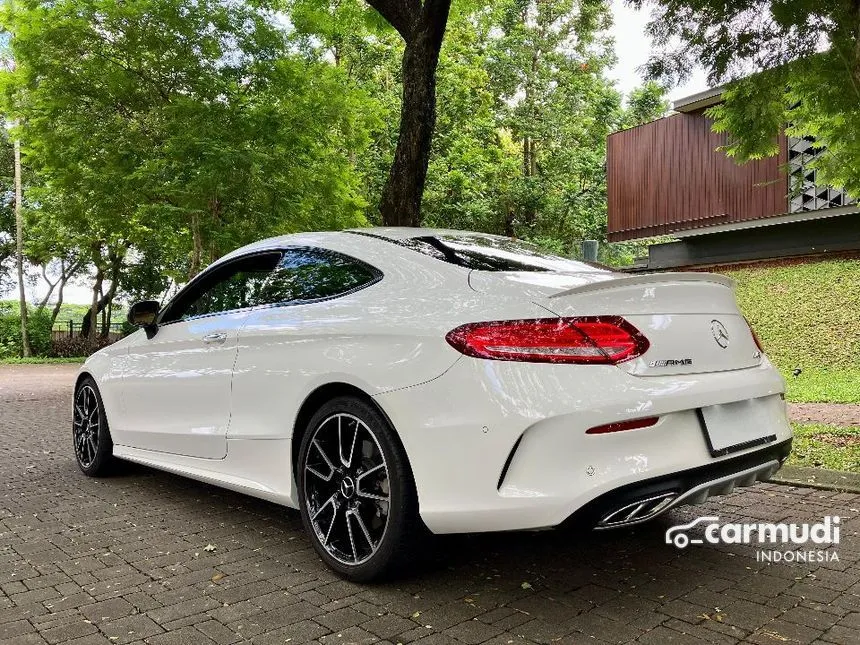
[2, 363, 860, 645]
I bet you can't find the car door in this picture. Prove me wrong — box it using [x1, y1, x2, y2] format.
[117, 251, 283, 459]
[228, 247, 383, 441]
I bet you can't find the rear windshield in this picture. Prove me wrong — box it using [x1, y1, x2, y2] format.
[399, 234, 609, 273]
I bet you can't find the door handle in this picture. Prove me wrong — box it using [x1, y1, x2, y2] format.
[202, 333, 227, 345]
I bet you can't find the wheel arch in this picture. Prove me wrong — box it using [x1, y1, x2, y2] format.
[291, 382, 414, 486]
[74, 370, 94, 391]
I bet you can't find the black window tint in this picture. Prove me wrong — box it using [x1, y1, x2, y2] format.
[162, 253, 281, 323]
[255, 248, 379, 305]
[401, 235, 609, 273]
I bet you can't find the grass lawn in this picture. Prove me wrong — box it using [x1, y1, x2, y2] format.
[725, 258, 860, 370]
[721, 258, 860, 405]
[783, 367, 860, 403]
[0, 357, 86, 364]
[789, 423, 860, 472]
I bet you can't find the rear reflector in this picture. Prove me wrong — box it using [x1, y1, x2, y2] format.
[445, 316, 649, 364]
[586, 417, 659, 435]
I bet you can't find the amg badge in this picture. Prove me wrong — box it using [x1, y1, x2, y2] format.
[649, 359, 693, 368]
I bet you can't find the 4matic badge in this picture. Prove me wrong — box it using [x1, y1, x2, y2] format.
[649, 358, 693, 368]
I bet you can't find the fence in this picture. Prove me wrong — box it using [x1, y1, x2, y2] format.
[52, 320, 125, 342]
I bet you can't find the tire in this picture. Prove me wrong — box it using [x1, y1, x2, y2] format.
[297, 396, 420, 582]
[72, 377, 114, 477]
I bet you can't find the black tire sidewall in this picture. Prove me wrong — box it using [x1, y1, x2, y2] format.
[74, 377, 114, 477]
[297, 396, 416, 582]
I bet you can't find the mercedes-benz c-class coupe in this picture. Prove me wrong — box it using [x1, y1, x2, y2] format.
[73, 228, 792, 580]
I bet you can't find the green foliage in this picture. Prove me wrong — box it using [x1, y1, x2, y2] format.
[624, 81, 669, 127]
[288, 0, 664, 249]
[725, 258, 860, 373]
[635, 0, 860, 199]
[1, 0, 375, 299]
[789, 423, 860, 473]
[482, 0, 623, 243]
[0, 300, 125, 325]
[0, 306, 52, 357]
[1, 0, 669, 320]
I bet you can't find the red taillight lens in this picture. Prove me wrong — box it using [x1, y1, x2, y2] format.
[586, 416, 659, 435]
[745, 317, 764, 352]
[445, 316, 649, 364]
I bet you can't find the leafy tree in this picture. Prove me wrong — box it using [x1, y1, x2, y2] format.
[362, 0, 454, 227]
[624, 80, 669, 127]
[1, 0, 374, 338]
[291, 0, 656, 255]
[0, 128, 14, 294]
[485, 0, 625, 247]
[633, 0, 860, 197]
[421, 8, 520, 234]
[288, 0, 402, 226]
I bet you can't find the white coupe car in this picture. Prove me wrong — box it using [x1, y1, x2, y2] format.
[73, 228, 792, 580]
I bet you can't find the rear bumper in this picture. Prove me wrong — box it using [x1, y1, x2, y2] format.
[570, 438, 791, 530]
[374, 357, 792, 534]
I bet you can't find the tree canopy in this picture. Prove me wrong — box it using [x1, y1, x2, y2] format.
[634, 0, 860, 197]
[0, 0, 667, 350]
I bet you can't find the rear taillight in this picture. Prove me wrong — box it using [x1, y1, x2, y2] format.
[445, 316, 649, 364]
[745, 317, 764, 352]
[586, 417, 659, 435]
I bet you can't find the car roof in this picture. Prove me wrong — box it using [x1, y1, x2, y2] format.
[220, 227, 507, 262]
[346, 227, 496, 241]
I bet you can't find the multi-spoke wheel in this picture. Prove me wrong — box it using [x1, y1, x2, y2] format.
[73, 377, 114, 476]
[298, 396, 419, 581]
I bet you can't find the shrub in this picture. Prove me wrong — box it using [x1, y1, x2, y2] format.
[50, 335, 114, 358]
[0, 308, 54, 358]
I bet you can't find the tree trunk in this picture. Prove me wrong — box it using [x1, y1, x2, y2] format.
[504, 203, 515, 237]
[189, 211, 202, 279]
[83, 251, 122, 339]
[82, 279, 121, 340]
[14, 138, 30, 357]
[377, 0, 452, 227]
[51, 279, 66, 326]
[37, 265, 58, 311]
[85, 269, 103, 341]
[854, 0, 860, 89]
[49, 259, 79, 325]
[100, 294, 108, 337]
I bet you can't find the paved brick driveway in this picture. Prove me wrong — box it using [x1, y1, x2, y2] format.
[2, 364, 859, 645]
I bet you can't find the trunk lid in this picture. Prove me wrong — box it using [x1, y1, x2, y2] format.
[469, 270, 763, 376]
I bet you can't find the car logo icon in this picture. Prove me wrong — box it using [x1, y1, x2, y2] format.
[665, 516, 720, 548]
[710, 320, 730, 349]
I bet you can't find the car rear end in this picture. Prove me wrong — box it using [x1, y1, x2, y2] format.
[365, 231, 792, 534]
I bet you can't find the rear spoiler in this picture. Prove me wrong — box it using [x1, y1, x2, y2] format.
[548, 272, 735, 299]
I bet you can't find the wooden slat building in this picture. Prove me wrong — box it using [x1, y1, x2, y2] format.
[607, 88, 860, 269]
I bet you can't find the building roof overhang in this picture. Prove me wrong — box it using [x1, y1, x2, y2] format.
[672, 86, 725, 113]
[672, 204, 859, 238]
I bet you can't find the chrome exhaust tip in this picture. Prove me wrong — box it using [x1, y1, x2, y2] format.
[597, 492, 677, 528]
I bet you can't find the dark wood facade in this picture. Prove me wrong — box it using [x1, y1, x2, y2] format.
[607, 112, 789, 242]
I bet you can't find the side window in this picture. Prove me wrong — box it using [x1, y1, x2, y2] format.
[255, 248, 380, 306]
[161, 253, 282, 323]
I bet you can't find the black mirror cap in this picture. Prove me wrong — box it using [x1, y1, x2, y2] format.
[128, 300, 160, 333]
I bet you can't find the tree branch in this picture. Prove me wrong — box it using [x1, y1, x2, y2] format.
[365, 0, 420, 40]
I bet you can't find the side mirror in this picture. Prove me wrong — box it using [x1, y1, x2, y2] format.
[128, 300, 160, 337]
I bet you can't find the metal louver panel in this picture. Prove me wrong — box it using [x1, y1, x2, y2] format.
[788, 136, 856, 213]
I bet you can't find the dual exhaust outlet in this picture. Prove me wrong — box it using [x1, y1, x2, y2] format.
[595, 460, 781, 529]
